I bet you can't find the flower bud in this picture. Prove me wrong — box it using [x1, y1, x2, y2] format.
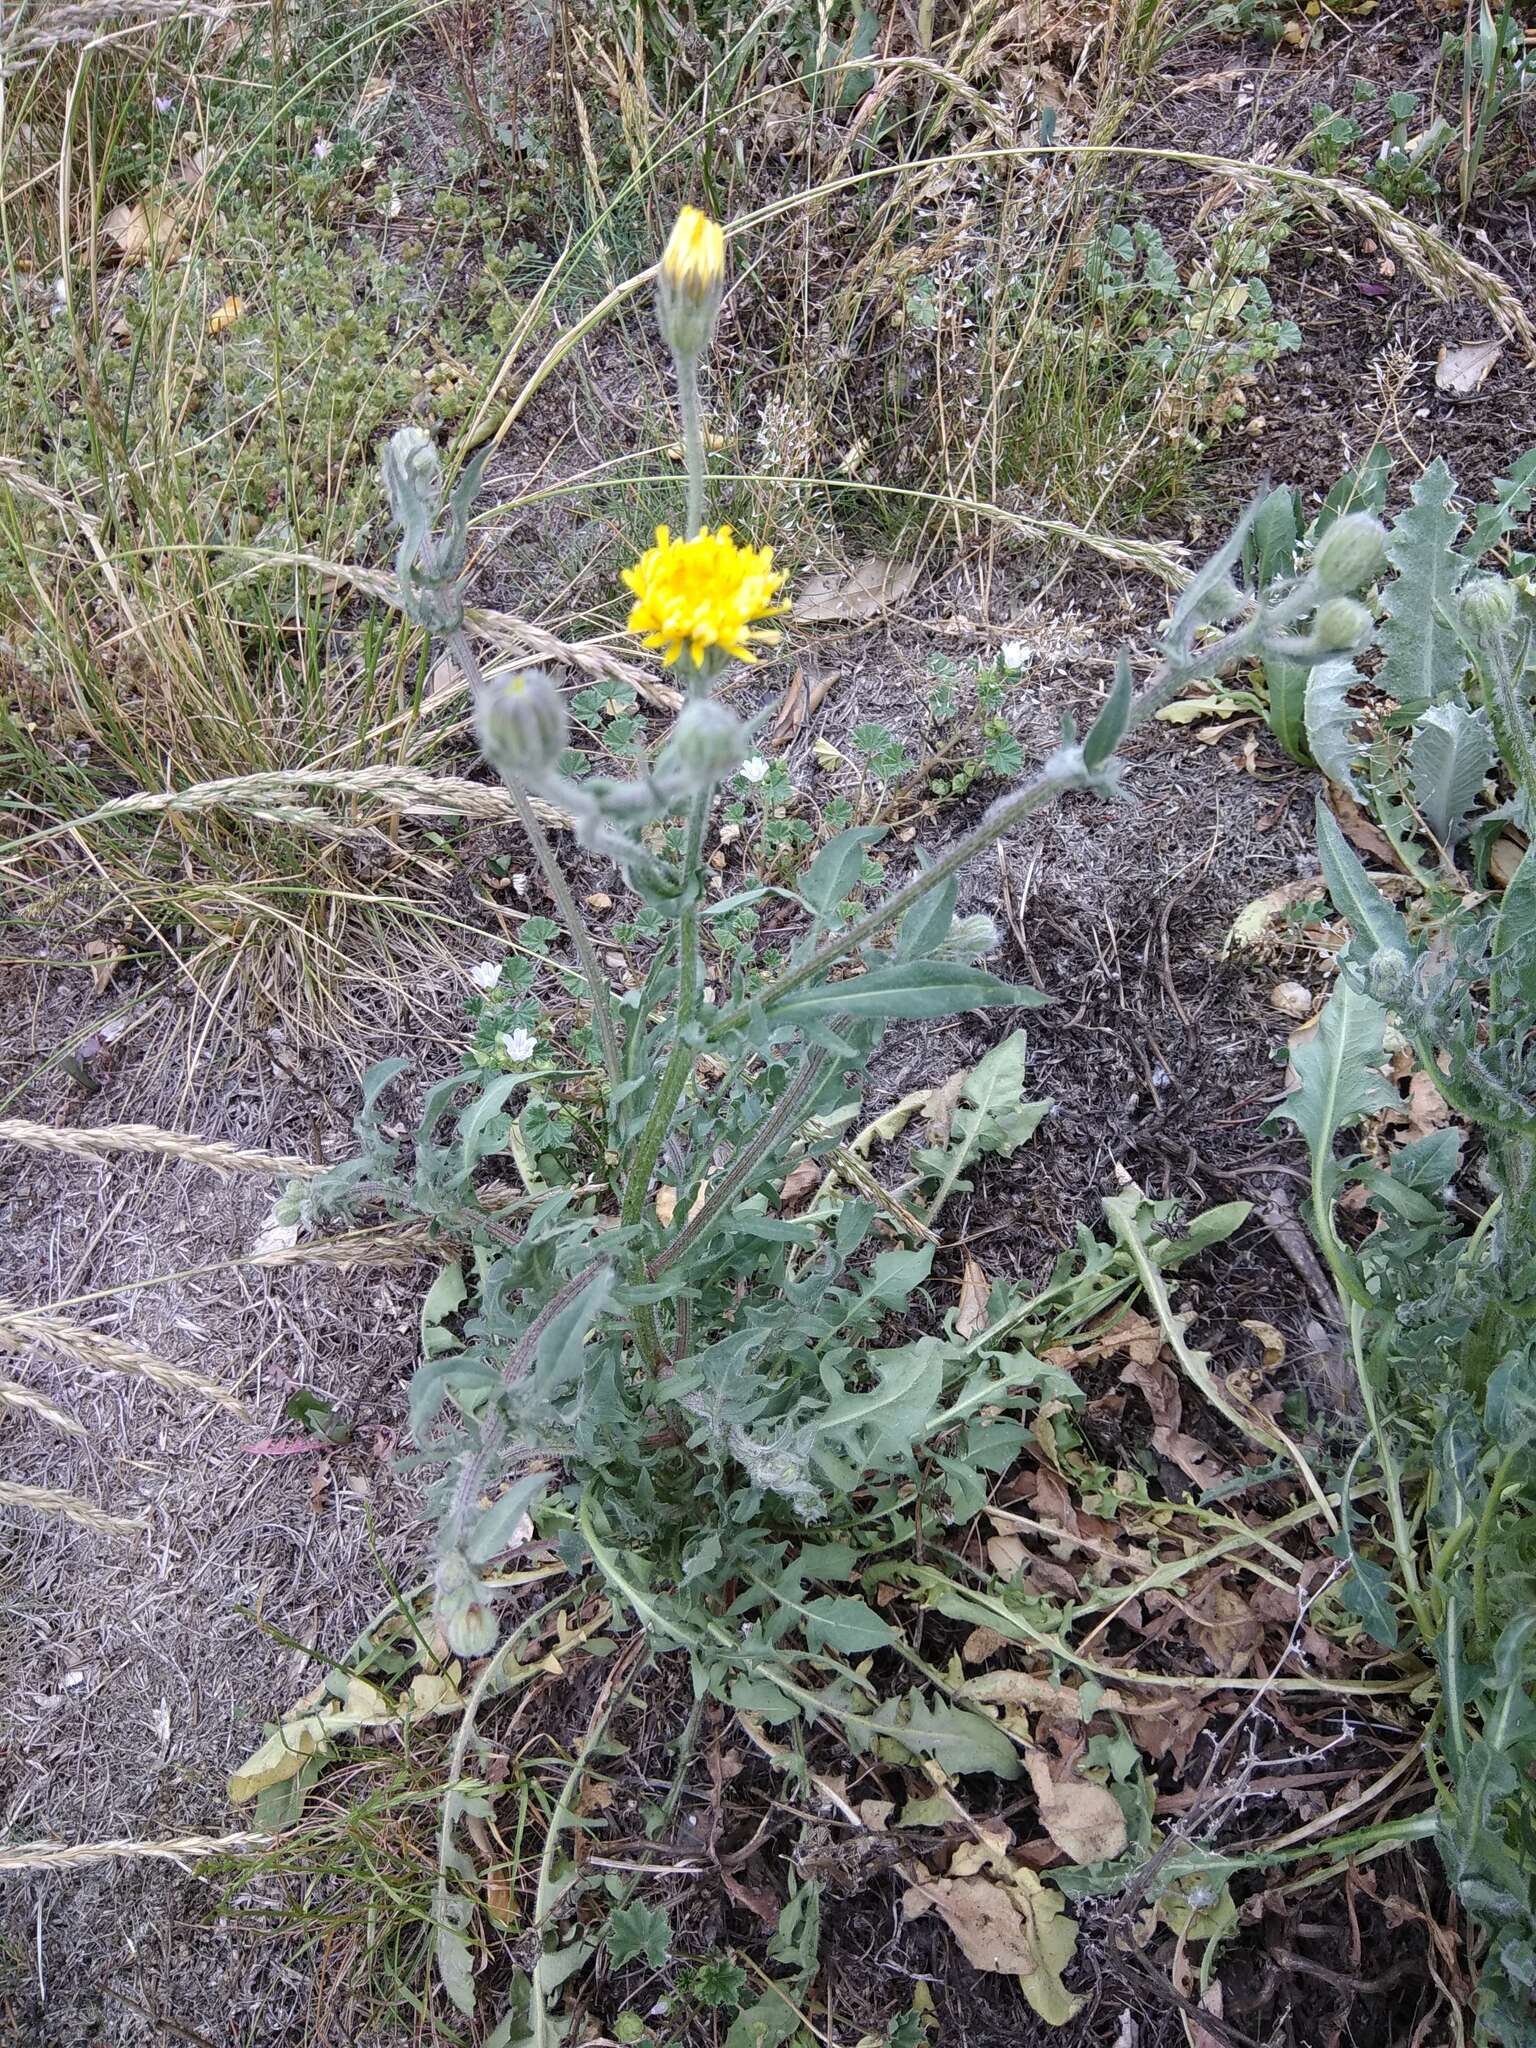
[1313, 596, 1373, 652]
[1461, 575, 1516, 636]
[1311, 512, 1388, 593]
[382, 425, 443, 532]
[657, 206, 726, 361]
[935, 914, 1001, 962]
[434, 1547, 499, 1658]
[476, 667, 568, 784]
[658, 698, 748, 789]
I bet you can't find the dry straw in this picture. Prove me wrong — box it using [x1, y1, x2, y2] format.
[0, 1117, 325, 1177]
[0, 1481, 146, 1536]
[0, 1378, 85, 1434]
[0, 1830, 271, 1872]
[0, 1299, 248, 1416]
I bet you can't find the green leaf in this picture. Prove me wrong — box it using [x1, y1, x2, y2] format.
[1304, 657, 1364, 793]
[1083, 652, 1132, 772]
[871, 1689, 1022, 1778]
[1492, 849, 1536, 1017]
[603, 1901, 671, 1970]
[421, 1260, 468, 1359]
[1273, 978, 1395, 1187]
[1315, 799, 1412, 965]
[816, 1339, 944, 1466]
[1313, 446, 1392, 533]
[533, 1265, 613, 1393]
[1379, 457, 1467, 713]
[918, 1030, 1051, 1223]
[724, 1990, 803, 2048]
[1338, 1552, 1399, 1649]
[1409, 702, 1494, 845]
[765, 960, 1044, 1026]
[797, 1594, 896, 1655]
[460, 1072, 530, 1170]
[800, 827, 886, 921]
[1466, 448, 1536, 563]
[464, 1472, 548, 1565]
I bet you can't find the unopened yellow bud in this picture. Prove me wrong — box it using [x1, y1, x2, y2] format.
[658, 206, 726, 360]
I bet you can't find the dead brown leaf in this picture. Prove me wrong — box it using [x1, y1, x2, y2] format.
[767, 665, 841, 748]
[85, 939, 122, 996]
[1240, 1319, 1286, 1372]
[778, 1158, 822, 1211]
[1186, 1583, 1262, 1677]
[794, 557, 920, 625]
[101, 196, 185, 265]
[1491, 834, 1528, 888]
[956, 1256, 991, 1339]
[1435, 338, 1502, 397]
[1025, 1751, 1127, 1865]
[1326, 783, 1398, 866]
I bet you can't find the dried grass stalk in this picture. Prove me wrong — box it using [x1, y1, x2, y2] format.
[0, 1480, 146, 1536]
[0, 1378, 85, 1434]
[0, 1117, 324, 1177]
[0, 1830, 271, 1871]
[3, 764, 571, 859]
[0, 1300, 249, 1416]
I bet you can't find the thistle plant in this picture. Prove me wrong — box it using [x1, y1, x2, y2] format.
[301, 205, 1387, 1725]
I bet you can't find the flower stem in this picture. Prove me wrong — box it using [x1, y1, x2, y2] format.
[449, 627, 623, 1093]
[619, 789, 712, 1368]
[675, 347, 706, 541]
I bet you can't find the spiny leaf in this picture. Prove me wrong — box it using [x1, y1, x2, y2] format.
[872, 1689, 1022, 1779]
[1304, 657, 1364, 794]
[1466, 449, 1536, 563]
[1410, 702, 1495, 845]
[1378, 457, 1467, 713]
[1273, 978, 1396, 1187]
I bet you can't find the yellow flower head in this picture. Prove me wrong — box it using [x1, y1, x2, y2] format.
[623, 525, 788, 669]
[660, 207, 726, 303]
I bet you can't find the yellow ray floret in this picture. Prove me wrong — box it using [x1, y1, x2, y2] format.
[660, 207, 726, 302]
[622, 525, 788, 667]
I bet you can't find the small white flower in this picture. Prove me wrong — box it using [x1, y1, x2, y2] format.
[739, 755, 770, 785]
[312, 136, 333, 160]
[498, 1027, 538, 1063]
[153, 94, 175, 114]
[469, 959, 502, 991]
[999, 640, 1032, 673]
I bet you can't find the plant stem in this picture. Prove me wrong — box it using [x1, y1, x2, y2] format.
[675, 346, 706, 540]
[448, 627, 623, 1093]
[1472, 1444, 1523, 1650]
[706, 643, 1230, 1038]
[648, 1043, 832, 1280]
[619, 789, 712, 1367]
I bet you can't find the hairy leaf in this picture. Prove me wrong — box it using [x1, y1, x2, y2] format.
[1410, 702, 1495, 845]
[765, 960, 1044, 1026]
[873, 1689, 1022, 1778]
[1304, 657, 1364, 794]
[1316, 800, 1412, 964]
[1273, 979, 1395, 1194]
[1379, 458, 1467, 712]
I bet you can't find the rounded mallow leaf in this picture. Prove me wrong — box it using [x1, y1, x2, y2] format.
[476, 667, 569, 784]
[1312, 512, 1388, 594]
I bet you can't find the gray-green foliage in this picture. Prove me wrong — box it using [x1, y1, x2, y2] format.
[282, 302, 1386, 2024]
[1270, 462, 1536, 2042]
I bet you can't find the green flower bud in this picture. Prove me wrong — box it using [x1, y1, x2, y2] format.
[1313, 596, 1374, 653]
[1461, 575, 1516, 636]
[935, 913, 1001, 962]
[1312, 512, 1388, 594]
[658, 698, 748, 789]
[382, 426, 443, 533]
[434, 1547, 499, 1658]
[657, 207, 726, 362]
[476, 668, 569, 784]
